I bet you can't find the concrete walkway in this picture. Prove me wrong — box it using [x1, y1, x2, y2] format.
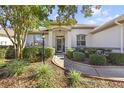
[52, 54, 124, 78]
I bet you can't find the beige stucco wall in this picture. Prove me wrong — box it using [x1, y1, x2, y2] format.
[70, 29, 92, 48]
[25, 25, 123, 53]
[90, 25, 121, 52]
[0, 35, 13, 45]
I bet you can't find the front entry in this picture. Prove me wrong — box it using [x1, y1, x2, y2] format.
[56, 36, 65, 53]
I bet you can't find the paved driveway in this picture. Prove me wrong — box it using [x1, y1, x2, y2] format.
[64, 56, 124, 78]
[53, 54, 124, 78]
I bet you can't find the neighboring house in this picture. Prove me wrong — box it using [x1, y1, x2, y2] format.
[0, 28, 13, 46]
[0, 15, 124, 53]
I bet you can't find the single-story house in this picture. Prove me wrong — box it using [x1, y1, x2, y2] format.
[0, 28, 13, 46]
[0, 15, 124, 53]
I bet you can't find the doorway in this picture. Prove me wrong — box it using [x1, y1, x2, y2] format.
[56, 36, 65, 53]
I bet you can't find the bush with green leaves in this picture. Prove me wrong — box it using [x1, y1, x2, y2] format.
[5, 46, 15, 59]
[0, 48, 6, 69]
[68, 70, 81, 87]
[73, 52, 85, 61]
[66, 48, 73, 59]
[75, 48, 85, 53]
[35, 64, 55, 88]
[90, 54, 107, 65]
[0, 59, 6, 69]
[0, 46, 15, 59]
[23, 47, 40, 62]
[0, 48, 6, 59]
[109, 53, 124, 65]
[7, 60, 28, 76]
[23, 47, 55, 62]
[39, 47, 55, 60]
[84, 48, 97, 57]
[35, 64, 54, 79]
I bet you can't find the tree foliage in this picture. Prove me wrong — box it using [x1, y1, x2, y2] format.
[0, 5, 101, 59]
[0, 5, 54, 59]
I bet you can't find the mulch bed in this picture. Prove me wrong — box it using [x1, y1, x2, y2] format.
[0, 58, 124, 87]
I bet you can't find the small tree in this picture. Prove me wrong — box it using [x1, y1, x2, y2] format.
[0, 6, 54, 59]
[0, 5, 101, 60]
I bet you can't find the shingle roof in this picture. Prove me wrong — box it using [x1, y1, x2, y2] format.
[71, 24, 97, 29]
[0, 28, 14, 37]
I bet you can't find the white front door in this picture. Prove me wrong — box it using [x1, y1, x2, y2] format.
[56, 36, 65, 52]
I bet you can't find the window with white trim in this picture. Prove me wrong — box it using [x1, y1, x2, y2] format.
[77, 34, 86, 47]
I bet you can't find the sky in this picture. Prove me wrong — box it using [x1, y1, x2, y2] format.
[48, 5, 124, 25]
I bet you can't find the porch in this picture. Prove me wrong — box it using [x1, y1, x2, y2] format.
[46, 26, 72, 53]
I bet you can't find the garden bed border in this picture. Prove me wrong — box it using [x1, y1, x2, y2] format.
[52, 55, 124, 82]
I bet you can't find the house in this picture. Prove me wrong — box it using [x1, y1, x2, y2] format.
[0, 28, 13, 46]
[0, 15, 124, 53]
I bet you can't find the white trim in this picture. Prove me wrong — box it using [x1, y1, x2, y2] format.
[115, 20, 124, 53]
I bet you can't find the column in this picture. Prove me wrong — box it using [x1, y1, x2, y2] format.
[67, 31, 71, 49]
[48, 31, 53, 47]
[121, 26, 124, 53]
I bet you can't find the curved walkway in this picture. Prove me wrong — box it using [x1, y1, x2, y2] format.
[52, 54, 124, 81]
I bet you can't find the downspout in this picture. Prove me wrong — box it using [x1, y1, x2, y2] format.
[115, 20, 124, 53]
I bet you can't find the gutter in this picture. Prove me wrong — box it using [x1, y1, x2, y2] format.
[115, 20, 124, 53]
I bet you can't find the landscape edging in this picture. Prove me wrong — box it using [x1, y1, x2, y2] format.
[65, 55, 124, 68]
[52, 56, 124, 82]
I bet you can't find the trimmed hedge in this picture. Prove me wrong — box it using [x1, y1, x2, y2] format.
[39, 47, 55, 59]
[109, 53, 124, 65]
[90, 54, 107, 65]
[84, 48, 97, 58]
[73, 52, 85, 61]
[66, 48, 73, 59]
[23, 47, 40, 62]
[23, 47, 55, 62]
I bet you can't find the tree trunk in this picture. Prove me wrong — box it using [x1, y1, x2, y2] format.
[14, 44, 17, 59]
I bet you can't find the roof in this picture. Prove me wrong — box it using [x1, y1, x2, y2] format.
[90, 14, 124, 34]
[71, 24, 97, 29]
[0, 28, 14, 37]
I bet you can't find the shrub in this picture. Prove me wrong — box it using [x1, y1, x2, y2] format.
[0, 59, 6, 69]
[7, 60, 28, 76]
[75, 48, 85, 53]
[66, 48, 73, 59]
[0, 48, 6, 59]
[35, 64, 55, 88]
[90, 54, 107, 65]
[35, 64, 54, 80]
[5, 46, 15, 59]
[73, 52, 85, 61]
[84, 48, 97, 57]
[0, 46, 15, 59]
[68, 70, 81, 87]
[39, 47, 55, 60]
[23, 47, 40, 62]
[23, 47, 55, 62]
[109, 53, 124, 65]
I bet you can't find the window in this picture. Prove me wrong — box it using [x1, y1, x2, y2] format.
[77, 34, 86, 47]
